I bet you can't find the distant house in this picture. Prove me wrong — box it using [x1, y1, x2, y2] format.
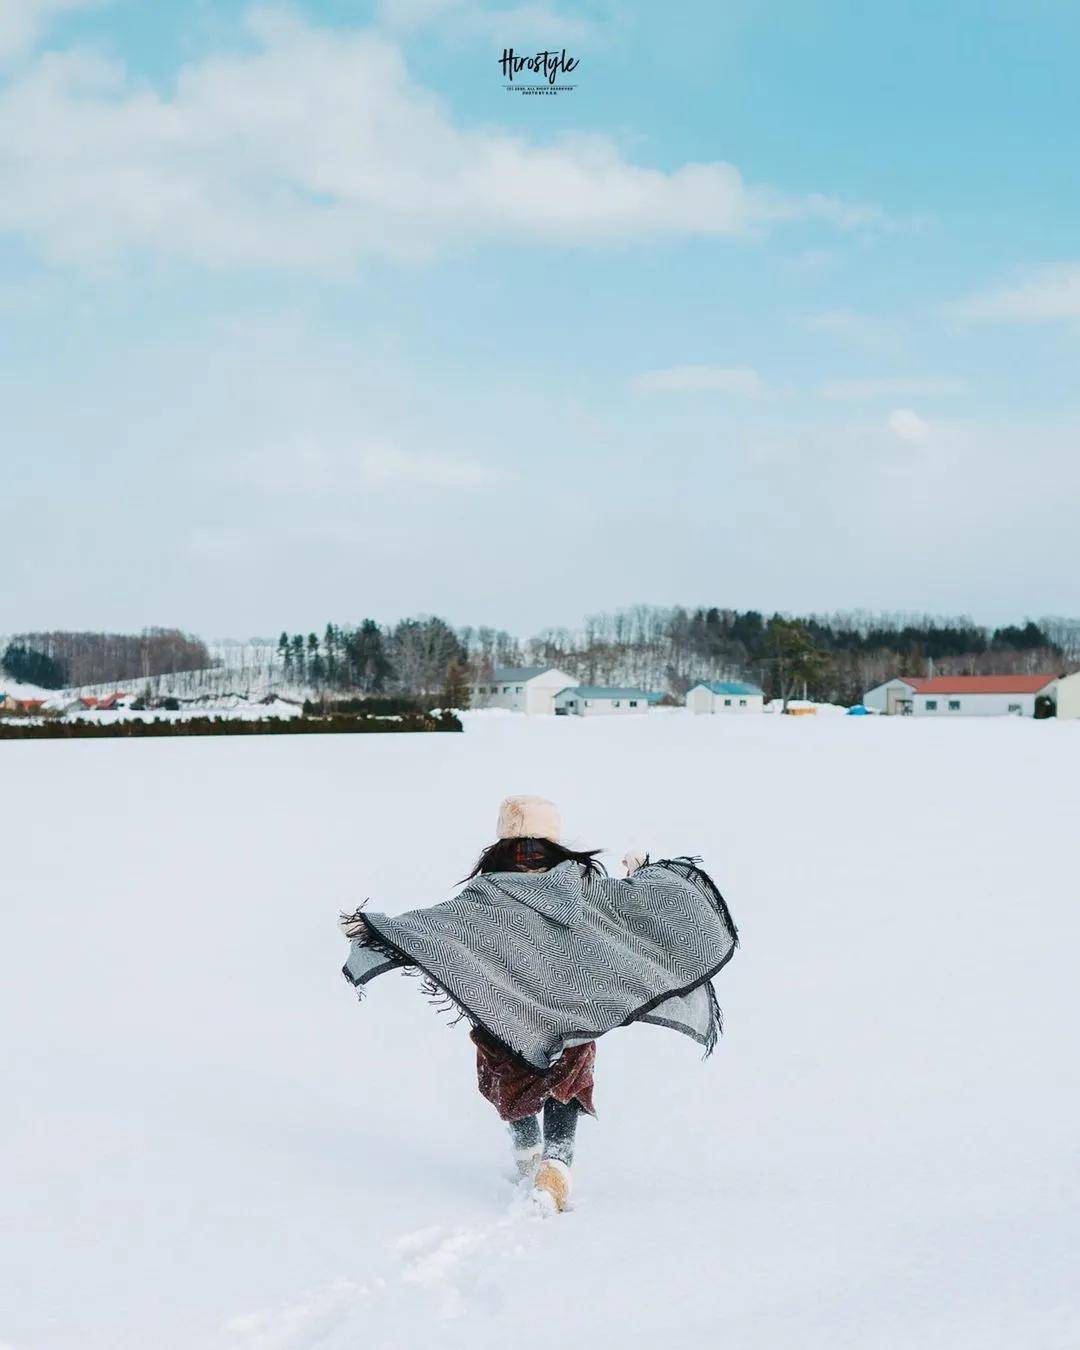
[470, 666, 577, 715]
[0, 694, 47, 714]
[863, 674, 1059, 717]
[553, 686, 657, 717]
[95, 692, 130, 712]
[1055, 671, 1080, 719]
[686, 681, 765, 715]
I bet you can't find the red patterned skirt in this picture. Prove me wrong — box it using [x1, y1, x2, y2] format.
[471, 1030, 596, 1122]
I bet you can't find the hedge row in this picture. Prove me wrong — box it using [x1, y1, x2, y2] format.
[0, 712, 462, 740]
[302, 695, 430, 716]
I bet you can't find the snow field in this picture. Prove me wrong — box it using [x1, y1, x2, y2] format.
[2, 711, 1078, 1349]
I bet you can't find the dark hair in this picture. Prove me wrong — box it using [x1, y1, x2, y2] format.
[464, 836, 605, 881]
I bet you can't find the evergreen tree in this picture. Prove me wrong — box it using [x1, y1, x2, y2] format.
[992, 621, 1051, 652]
[761, 618, 832, 709]
[324, 623, 339, 685]
[307, 632, 324, 685]
[290, 634, 306, 682]
[1, 643, 68, 689]
[347, 620, 394, 693]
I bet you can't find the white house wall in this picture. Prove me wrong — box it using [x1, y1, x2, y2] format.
[471, 683, 527, 712]
[687, 688, 764, 714]
[1054, 673, 1080, 719]
[472, 669, 576, 715]
[524, 670, 577, 715]
[552, 691, 650, 716]
[715, 695, 763, 714]
[863, 679, 914, 713]
[913, 692, 1040, 717]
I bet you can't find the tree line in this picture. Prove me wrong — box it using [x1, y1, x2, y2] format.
[6, 609, 1078, 707]
[275, 618, 465, 697]
[520, 607, 1074, 706]
[270, 607, 1075, 708]
[1, 629, 211, 689]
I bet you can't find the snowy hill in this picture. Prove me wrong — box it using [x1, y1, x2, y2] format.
[3, 712, 1078, 1349]
[0, 639, 300, 706]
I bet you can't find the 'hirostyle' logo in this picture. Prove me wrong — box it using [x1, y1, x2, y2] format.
[500, 47, 579, 95]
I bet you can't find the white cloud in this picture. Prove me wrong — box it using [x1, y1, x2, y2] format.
[821, 376, 967, 400]
[632, 364, 767, 396]
[950, 263, 1080, 323]
[783, 248, 837, 275]
[218, 439, 501, 494]
[0, 6, 882, 271]
[359, 443, 500, 487]
[377, 0, 461, 27]
[376, 0, 593, 43]
[0, 0, 92, 65]
[888, 408, 929, 443]
[752, 190, 881, 232]
[801, 309, 901, 352]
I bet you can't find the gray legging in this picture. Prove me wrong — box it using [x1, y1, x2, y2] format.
[509, 1097, 579, 1167]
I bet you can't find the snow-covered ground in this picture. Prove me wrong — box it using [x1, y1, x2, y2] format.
[3, 711, 1078, 1350]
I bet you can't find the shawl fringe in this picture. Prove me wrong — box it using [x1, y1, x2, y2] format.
[653, 856, 740, 948]
[635, 858, 735, 1058]
[703, 977, 722, 1058]
[341, 907, 482, 1036]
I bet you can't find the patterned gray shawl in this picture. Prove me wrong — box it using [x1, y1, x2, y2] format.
[341, 858, 738, 1071]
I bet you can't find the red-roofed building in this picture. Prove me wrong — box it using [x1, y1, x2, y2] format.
[95, 692, 130, 711]
[865, 673, 1061, 717]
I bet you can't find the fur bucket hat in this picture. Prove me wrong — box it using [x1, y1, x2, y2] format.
[496, 795, 561, 843]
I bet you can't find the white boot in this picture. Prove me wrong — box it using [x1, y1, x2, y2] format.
[514, 1144, 542, 1181]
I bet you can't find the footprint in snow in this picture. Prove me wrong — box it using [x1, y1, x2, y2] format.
[223, 1190, 551, 1345]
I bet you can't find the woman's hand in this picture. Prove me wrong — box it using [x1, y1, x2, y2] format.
[622, 850, 648, 877]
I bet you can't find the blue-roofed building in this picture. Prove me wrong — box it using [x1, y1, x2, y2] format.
[686, 680, 765, 715]
[553, 686, 658, 717]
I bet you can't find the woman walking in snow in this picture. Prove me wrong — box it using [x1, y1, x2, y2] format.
[340, 796, 737, 1214]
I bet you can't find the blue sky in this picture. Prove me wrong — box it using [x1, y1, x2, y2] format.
[2, 0, 1078, 637]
